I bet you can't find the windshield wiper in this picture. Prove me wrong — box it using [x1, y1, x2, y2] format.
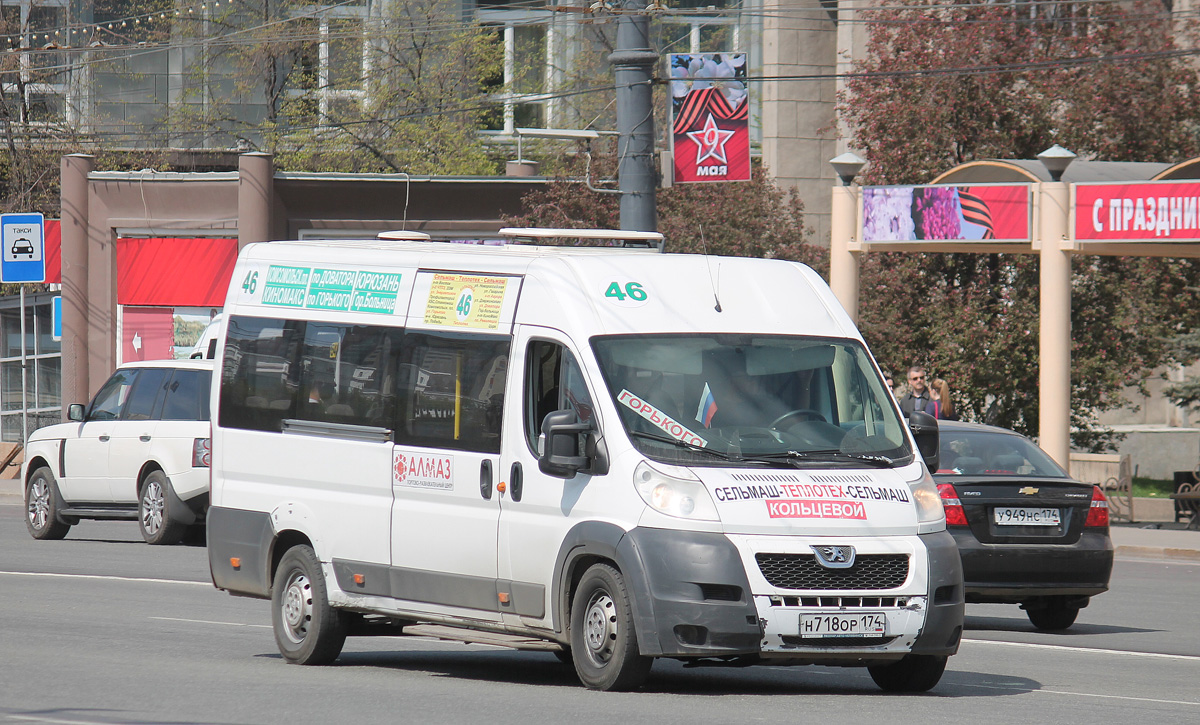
[741, 449, 895, 468]
[627, 431, 763, 464]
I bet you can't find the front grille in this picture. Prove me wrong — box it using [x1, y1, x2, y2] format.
[767, 595, 908, 608]
[755, 553, 910, 590]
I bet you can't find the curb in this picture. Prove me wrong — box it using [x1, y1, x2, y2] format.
[1115, 545, 1200, 562]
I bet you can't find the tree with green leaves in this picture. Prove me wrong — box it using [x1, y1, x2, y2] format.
[508, 152, 823, 268]
[839, 0, 1200, 449]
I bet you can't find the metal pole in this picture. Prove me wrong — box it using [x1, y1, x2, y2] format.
[609, 4, 659, 232]
[20, 285, 27, 445]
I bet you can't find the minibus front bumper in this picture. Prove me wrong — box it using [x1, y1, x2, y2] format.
[618, 527, 962, 660]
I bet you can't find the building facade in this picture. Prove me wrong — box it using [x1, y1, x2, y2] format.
[2, 0, 850, 240]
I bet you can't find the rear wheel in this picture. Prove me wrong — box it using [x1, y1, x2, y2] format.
[271, 545, 347, 665]
[570, 563, 652, 691]
[1026, 598, 1080, 631]
[868, 654, 948, 693]
[138, 471, 186, 545]
[25, 466, 70, 540]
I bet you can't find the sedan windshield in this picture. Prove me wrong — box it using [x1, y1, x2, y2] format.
[591, 334, 911, 467]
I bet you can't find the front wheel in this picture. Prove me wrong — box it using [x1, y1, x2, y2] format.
[271, 545, 347, 665]
[868, 654, 947, 693]
[139, 471, 187, 545]
[1026, 598, 1080, 631]
[570, 563, 652, 691]
[25, 466, 70, 540]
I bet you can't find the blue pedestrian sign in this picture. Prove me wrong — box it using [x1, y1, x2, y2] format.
[1, 213, 46, 283]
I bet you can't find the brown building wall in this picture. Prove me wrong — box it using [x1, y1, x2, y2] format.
[58, 154, 547, 409]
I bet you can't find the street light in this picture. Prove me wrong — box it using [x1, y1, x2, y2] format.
[829, 152, 867, 186]
[1037, 144, 1077, 182]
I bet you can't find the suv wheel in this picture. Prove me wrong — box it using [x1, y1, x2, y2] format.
[26, 466, 70, 540]
[139, 471, 186, 545]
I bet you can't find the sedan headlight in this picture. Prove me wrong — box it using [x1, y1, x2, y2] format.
[633, 461, 719, 521]
[908, 467, 946, 529]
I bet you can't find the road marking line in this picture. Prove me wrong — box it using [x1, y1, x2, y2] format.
[150, 616, 271, 629]
[964, 637, 1200, 662]
[958, 681, 1199, 706]
[5, 715, 112, 724]
[0, 570, 210, 587]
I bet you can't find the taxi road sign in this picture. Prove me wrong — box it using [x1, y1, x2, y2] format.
[1, 213, 46, 283]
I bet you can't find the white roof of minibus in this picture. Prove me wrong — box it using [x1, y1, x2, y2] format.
[236, 238, 858, 340]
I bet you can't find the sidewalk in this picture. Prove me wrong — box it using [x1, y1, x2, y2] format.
[3, 477, 1197, 561]
[1110, 523, 1200, 562]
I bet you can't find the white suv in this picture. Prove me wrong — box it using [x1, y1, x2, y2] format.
[23, 359, 213, 544]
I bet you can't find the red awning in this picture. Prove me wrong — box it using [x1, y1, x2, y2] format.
[117, 237, 238, 307]
[45, 219, 60, 283]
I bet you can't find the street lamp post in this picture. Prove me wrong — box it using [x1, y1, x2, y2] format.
[829, 152, 866, 323]
[1036, 145, 1076, 468]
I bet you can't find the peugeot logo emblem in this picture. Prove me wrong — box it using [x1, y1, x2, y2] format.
[811, 545, 856, 569]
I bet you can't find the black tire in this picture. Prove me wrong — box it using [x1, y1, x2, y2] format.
[868, 654, 948, 693]
[1026, 599, 1080, 631]
[25, 466, 70, 540]
[569, 563, 652, 691]
[138, 471, 187, 545]
[271, 545, 347, 665]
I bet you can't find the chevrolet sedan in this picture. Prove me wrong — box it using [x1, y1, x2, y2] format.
[935, 421, 1113, 630]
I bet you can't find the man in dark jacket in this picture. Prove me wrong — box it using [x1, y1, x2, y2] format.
[898, 366, 931, 416]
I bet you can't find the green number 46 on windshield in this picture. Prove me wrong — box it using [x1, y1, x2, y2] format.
[605, 281, 647, 302]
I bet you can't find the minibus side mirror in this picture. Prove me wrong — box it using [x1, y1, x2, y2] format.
[908, 410, 939, 472]
[539, 409, 591, 478]
[68, 404, 85, 422]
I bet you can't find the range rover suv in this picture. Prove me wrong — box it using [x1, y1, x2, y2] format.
[23, 359, 213, 544]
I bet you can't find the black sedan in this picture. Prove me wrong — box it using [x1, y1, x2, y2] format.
[934, 420, 1113, 630]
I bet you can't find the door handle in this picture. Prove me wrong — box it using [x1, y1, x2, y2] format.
[98, 435, 110, 442]
[479, 459, 493, 500]
[139, 435, 151, 442]
[510, 462, 523, 503]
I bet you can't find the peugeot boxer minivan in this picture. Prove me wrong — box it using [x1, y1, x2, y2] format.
[206, 229, 962, 692]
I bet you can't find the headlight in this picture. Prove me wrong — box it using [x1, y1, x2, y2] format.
[908, 467, 946, 528]
[633, 461, 719, 521]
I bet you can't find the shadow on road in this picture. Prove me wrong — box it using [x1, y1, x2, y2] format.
[254, 647, 1040, 697]
[965, 614, 1156, 636]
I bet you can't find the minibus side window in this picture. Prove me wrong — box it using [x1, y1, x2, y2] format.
[394, 331, 509, 454]
[219, 316, 305, 432]
[524, 340, 595, 453]
[294, 323, 403, 429]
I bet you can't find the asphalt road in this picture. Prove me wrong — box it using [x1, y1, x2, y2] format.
[1, 501, 1198, 725]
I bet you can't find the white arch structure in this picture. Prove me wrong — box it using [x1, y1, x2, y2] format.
[828, 157, 1200, 467]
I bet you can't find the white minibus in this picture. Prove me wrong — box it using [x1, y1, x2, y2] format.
[207, 229, 962, 692]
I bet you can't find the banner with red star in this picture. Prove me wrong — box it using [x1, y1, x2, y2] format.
[669, 53, 750, 184]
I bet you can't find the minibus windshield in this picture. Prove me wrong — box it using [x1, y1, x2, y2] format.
[591, 334, 912, 468]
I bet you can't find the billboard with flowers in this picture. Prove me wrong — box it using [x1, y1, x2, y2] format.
[861, 184, 1031, 242]
[669, 53, 750, 184]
